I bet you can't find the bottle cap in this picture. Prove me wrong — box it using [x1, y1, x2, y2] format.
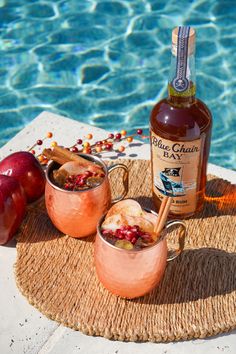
[172, 26, 195, 56]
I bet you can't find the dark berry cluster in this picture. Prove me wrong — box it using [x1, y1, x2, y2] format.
[63, 170, 105, 191]
[102, 224, 152, 247]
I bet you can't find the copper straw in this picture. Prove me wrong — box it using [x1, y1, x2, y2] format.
[154, 196, 173, 235]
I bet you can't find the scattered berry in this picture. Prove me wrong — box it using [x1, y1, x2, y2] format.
[137, 129, 143, 135]
[118, 145, 125, 153]
[77, 139, 83, 145]
[47, 132, 53, 138]
[71, 146, 78, 153]
[105, 144, 112, 150]
[30, 150, 35, 155]
[83, 147, 91, 154]
[108, 133, 114, 139]
[86, 133, 93, 140]
[127, 136, 133, 143]
[37, 139, 43, 145]
[51, 141, 58, 147]
[83, 142, 90, 148]
[38, 155, 44, 162]
[115, 133, 121, 140]
[95, 146, 102, 153]
[120, 130, 127, 136]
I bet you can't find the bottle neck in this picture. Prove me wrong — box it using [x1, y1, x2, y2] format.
[168, 51, 196, 107]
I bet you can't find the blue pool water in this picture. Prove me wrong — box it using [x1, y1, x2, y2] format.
[0, 0, 235, 169]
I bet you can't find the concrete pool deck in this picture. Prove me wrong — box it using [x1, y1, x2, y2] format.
[0, 111, 235, 354]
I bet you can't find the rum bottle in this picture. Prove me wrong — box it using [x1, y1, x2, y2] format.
[150, 26, 212, 218]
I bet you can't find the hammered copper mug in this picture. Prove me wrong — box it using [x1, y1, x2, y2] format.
[45, 154, 128, 238]
[95, 210, 186, 299]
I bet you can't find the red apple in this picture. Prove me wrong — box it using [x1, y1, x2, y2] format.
[0, 175, 26, 245]
[0, 151, 45, 202]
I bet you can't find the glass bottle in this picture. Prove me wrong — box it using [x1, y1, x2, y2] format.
[150, 26, 212, 218]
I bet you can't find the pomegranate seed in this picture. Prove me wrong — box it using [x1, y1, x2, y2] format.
[131, 237, 137, 244]
[108, 133, 114, 139]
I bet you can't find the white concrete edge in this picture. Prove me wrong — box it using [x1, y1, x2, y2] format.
[207, 163, 236, 184]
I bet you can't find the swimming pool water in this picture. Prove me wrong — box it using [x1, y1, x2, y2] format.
[0, 0, 235, 169]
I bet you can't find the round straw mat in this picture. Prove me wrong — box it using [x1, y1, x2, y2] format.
[15, 159, 236, 342]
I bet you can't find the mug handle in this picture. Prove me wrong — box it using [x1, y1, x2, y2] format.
[165, 220, 186, 262]
[108, 164, 129, 203]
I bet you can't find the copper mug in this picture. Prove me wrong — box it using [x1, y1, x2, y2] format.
[45, 154, 128, 238]
[95, 210, 186, 299]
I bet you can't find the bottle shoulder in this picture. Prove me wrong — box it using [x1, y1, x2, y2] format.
[150, 97, 212, 141]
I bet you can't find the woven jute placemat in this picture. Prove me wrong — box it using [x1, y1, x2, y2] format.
[15, 159, 236, 342]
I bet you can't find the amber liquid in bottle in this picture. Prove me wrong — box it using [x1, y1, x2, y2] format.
[150, 27, 212, 218]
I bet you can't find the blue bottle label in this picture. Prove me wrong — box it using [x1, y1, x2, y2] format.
[172, 26, 190, 92]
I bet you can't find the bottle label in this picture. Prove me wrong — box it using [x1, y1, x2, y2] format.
[151, 131, 202, 215]
[172, 26, 190, 92]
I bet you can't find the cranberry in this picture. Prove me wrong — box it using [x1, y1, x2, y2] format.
[126, 225, 132, 231]
[125, 231, 136, 241]
[126, 230, 135, 237]
[137, 129, 143, 135]
[131, 237, 137, 244]
[115, 229, 124, 239]
[117, 233, 124, 240]
[84, 171, 93, 177]
[131, 226, 139, 233]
